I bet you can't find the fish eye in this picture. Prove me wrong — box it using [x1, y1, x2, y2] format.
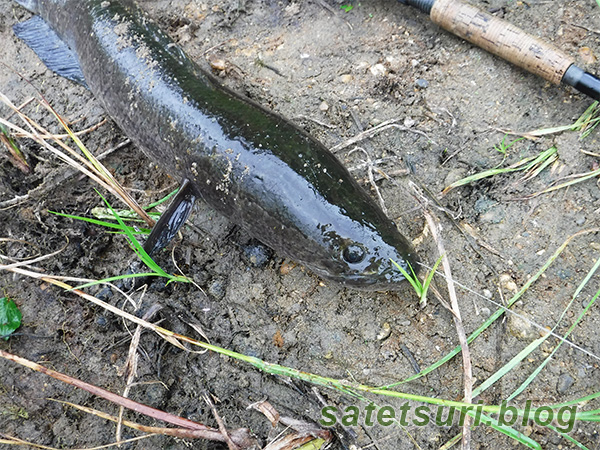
[342, 244, 366, 264]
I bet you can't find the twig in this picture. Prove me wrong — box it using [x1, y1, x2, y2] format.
[12, 118, 107, 140]
[329, 118, 433, 153]
[1, 431, 155, 449]
[0, 193, 30, 210]
[293, 114, 335, 129]
[0, 139, 132, 210]
[117, 304, 163, 443]
[570, 22, 600, 35]
[424, 211, 473, 450]
[203, 392, 240, 450]
[0, 350, 254, 447]
[348, 146, 388, 214]
[0, 92, 154, 227]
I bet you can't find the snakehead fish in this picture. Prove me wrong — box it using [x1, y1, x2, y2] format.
[12, 0, 418, 290]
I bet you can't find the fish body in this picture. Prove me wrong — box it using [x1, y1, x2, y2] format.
[13, 0, 418, 289]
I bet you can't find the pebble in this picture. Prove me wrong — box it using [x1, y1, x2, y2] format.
[474, 197, 495, 214]
[499, 273, 518, 293]
[340, 74, 353, 83]
[242, 242, 272, 268]
[403, 117, 415, 128]
[579, 46, 597, 64]
[415, 78, 429, 89]
[507, 313, 536, 340]
[145, 383, 168, 408]
[369, 63, 387, 77]
[377, 322, 392, 341]
[556, 373, 575, 394]
[208, 279, 226, 299]
[479, 307, 491, 317]
[575, 214, 586, 226]
[319, 101, 329, 111]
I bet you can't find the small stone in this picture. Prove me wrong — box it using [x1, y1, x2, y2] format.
[474, 197, 495, 214]
[575, 214, 586, 226]
[479, 307, 491, 317]
[319, 101, 329, 111]
[499, 273, 518, 293]
[380, 347, 396, 359]
[369, 63, 387, 77]
[579, 46, 597, 65]
[403, 117, 415, 127]
[242, 241, 272, 268]
[362, 326, 378, 341]
[377, 322, 392, 341]
[556, 373, 575, 394]
[483, 289, 492, 299]
[340, 74, 353, 83]
[538, 326, 551, 338]
[415, 78, 429, 89]
[208, 279, 226, 299]
[284, 3, 300, 15]
[507, 313, 536, 340]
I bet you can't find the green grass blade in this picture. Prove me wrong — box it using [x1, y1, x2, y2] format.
[381, 230, 590, 388]
[0, 123, 29, 171]
[472, 335, 547, 398]
[94, 190, 187, 283]
[581, 118, 600, 139]
[497, 255, 600, 402]
[91, 207, 160, 222]
[518, 103, 600, 137]
[521, 151, 558, 181]
[72, 273, 164, 290]
[443, 147, 556, 193]
[391, 259, 423, 294]
[49, 210, 151, 234]
[551, 391, 600, 410]
[533, 167, 600, 197]
[507, 302, 598, 404]
[145, 188, 180, 210]
[465, 411, 542, 449]
[546, 425, 590, 450]
[420, 253, 444, 304]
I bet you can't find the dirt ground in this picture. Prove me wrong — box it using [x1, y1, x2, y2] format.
[1, 0, 600, 448]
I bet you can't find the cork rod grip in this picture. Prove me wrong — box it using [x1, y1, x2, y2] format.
[430, 0, 574, 84]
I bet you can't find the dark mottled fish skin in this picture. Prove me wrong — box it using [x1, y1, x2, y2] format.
[13, 0, 419, 290]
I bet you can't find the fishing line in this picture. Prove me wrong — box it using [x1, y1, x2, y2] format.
[416, 260, 600, 362]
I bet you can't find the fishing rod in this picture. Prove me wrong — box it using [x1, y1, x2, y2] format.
[397, 0, 600, 101]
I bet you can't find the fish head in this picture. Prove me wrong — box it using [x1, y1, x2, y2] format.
[309, 216, 419, 291]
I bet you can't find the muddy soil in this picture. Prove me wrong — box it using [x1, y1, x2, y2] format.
[1, 0, 599, 449]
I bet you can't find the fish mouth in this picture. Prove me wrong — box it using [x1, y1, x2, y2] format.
[320, 266, 409, 291]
